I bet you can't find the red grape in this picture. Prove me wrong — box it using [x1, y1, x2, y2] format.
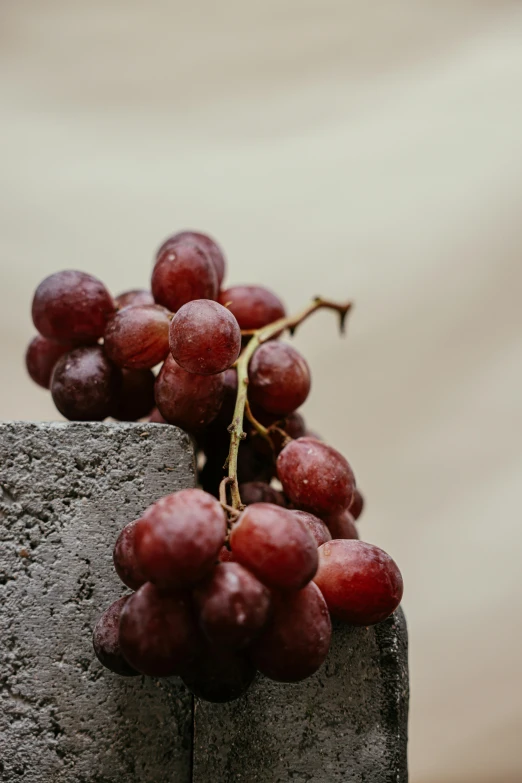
[111, 368, 155, 421]
[134, 489, 227, 588]
[321, 509, 359, 540]
[93, 597, 139, 677]
[155, 355, 226, 431]
[157, 230, 226, 287]
[115, 289, 155, 309]
[349, 488, 365, 521]
[25, 335, 75, 389]
[32, 270, 114, 342]
[104, 304, 170, 369]
[249, 582, 331, 683]
[152, 239, 218, 312]
[119, 582, 200, 676]
[218, 546, 235, 563]
[314, 540, 403, 625]
[51, 346, 121, 421]
[194, 562, 271, 648]
[248, 342, 311, 415]
[113, 519, 148, 591]
[169, 299, 241, 375]
[213, 367, 238, 425]
[290, 510, 332, 547]
[277, 437, 355, 515]
[149, 407, 168, 424]
[218, 285, 285, 331]
[230, 503, 318, 591]
[282, 411, 306, 439]
[181, 645, 256, 703]
[239, 481, 286, 507]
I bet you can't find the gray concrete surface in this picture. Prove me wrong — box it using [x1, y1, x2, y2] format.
[193, 611, 408, 783]
[0, 422, 195, 783]
[1, 422, 408, 782]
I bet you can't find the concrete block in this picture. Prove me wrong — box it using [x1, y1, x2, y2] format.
[0, 421, 408, 783]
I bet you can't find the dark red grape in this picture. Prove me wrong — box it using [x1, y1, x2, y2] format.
[277, 437, 355, 515]
[213, 367, 238, 425]
[321, 509, 359, 540]
[169, 299, 241, 375]
[113, 519, 148, 591]
[149, 407, 168, 424]
[111, 368, 155, 421]
[155, 355, 226, 431]
[119, 582, 200, 676]
[239, 481, 286, 507]
[152, 240, 218, 312]
[230, 503, 318, 591]
[290, 510, 331, 547]
[181, 645, 256, 703]
[218, 285, 285, 331]
[194, 562, 271, 648]
[157, 230, 226, 287]
[115, 289, 155, 309]
[314, 540, 403, 626]
[32, 270, 115, 342]
[218, 546, 235, 563]
[93, 597, 139, 677]
[51, 346, 121, 421]
[104, 304, 170, 369]
[249, 582, 331, 683]
[25, 335, 75, 389]
[282, 411, 306, 439]
[349, 488, 365, 521]
[248, 342, 311, 416]
[134, 489, 227, 589]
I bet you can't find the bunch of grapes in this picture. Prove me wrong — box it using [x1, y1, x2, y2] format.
[26, 229, 403, 703]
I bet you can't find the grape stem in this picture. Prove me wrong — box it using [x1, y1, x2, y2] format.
[220, 297, 352, 512]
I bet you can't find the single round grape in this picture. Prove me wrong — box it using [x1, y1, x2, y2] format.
[349, 488, 365, 521]
[104, 304, 170, 369]
[194, 562, 271, 649]
[149, 407, 168, 424]
[239, 481, 286, 507]
[113, 520, 148, 591]
[249, 582, 331, 683]
[119, 582, 200, 676]
[134, 489, 227, 589]
[157, 230, 226, 287]
[230, 503, 318, 591]
[213, 367, 238, 425]
[115, 289, 155, 309]
[321, 509, 359, 540]
[314, 540, 404, 626]
[93, 597, 139, 677]
[248, 342, 311, 416]
[277, 437, 355, 516]
[155, 355, 226, 431]
[25, 335, 75, 389]
[111, 368, 155, 421]
[152, 239, 218, 312]
[51, 346, 121, 421]
[218, 285, 286, 331]
[181, 645, 256, 703]
[290, 510, 332, 547]
[169, 299, 241, 375]
[32, 270, 115, 342]
[282, 411, 306, 439]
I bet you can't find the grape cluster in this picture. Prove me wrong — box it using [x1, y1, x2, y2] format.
[27, 229, 404, 703]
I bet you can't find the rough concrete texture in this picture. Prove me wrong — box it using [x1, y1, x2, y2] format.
[0, 422, 195, 783]
[193, 610, 409, 783]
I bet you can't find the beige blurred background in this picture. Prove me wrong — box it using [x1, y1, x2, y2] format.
[1, 2, 522, 781]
